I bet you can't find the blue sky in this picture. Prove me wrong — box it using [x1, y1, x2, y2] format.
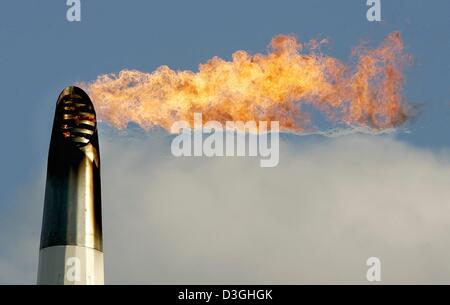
[1, 1, 449, 203]
[1, 0, 450, 283]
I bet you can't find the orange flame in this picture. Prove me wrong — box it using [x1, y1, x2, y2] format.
[82, 32, 411, 133]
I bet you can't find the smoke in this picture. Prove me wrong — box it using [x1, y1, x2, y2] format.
[3, 134, 450, 284]
[82, 33, 411, 134]
[99, 134, 450, 284]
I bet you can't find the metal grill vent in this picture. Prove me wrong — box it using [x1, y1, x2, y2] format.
[59, 95, 96, 147]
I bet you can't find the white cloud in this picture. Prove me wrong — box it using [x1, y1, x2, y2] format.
[101, 134, 450, 284]
[3, 133, 450, 284]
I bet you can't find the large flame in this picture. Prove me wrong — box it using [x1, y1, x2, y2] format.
[83, 32, 411, 133]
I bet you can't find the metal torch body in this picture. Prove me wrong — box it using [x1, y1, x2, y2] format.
[37, 86, 104, 285]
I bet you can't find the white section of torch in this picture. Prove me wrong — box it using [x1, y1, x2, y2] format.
[37, 245, 104, 285]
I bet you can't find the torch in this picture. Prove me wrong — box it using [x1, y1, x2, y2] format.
[37, 86, 104, 285]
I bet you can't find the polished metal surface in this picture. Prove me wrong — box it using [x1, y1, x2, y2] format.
[40, 86, 103, 251]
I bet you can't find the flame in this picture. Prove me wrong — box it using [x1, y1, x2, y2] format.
[82, 32, 411, 133]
